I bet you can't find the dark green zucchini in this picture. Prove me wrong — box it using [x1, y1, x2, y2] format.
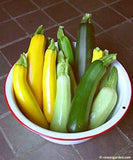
[75, 13, 96, 82]
[67, 54, 116, 133]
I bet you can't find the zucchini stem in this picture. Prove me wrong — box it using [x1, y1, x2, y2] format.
[95, 47, 101, 52]
[40, 29, 44, 35]
[81, 13, 92, 23]
[57, 51, 69, 77]
[100, 54, 117, 67]
[57, 26, 65, 39]
[57, 60, 68, 77]
[16, 53, 27, 68]
[34, 25, 43, 35]
[48, 38, 56, 50]
[105, 67, 118, 89]
[104, 49, 109, 56]
[58, 50, 65, 63]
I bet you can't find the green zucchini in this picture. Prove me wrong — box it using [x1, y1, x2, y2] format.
[57, 26, 74, 64]
[67, 54, 116, 133]
[50, 51, 71, 132]
[68, 65, 77, 97]
[75, 13, 96, 82]
[89, 66, 118, 129]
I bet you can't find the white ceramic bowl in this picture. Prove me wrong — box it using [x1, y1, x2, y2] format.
[4, 60, 132, 145]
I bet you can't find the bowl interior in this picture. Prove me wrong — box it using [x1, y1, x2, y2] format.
[4, 60, 132, 140]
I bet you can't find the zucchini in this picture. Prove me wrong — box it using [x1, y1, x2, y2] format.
[50, 51, 71, 132]
[67, 54, 116, 133]
[75, 13, 96, 82]
[57, 26, 74, 64]
[89, 66, 118, 129]
[68, 65, 77, 97]
[57, 49, 77, 97]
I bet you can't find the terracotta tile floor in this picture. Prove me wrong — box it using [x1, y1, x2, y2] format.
[0, 0, 133, 160]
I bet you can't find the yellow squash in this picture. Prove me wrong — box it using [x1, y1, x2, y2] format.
[13, 53, 48, 129]
[27, 25, 46, 109]
[43, 39, 57, 123]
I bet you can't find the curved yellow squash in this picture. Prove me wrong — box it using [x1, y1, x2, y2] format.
[13, 54, 48, 129]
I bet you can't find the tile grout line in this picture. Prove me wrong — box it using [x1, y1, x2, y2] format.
[2, 0, 81, 50]
[92, 20, 104, 30]
[40, 1, 84, 27]
[116, 126, 133, 144]
[13, 19, 30, 36]
[29, 0, 40, 9]
[0, 126, 16, 155]
[99, 0, 132, 23]
[99, 0, 122, 6]
[113, 142, 133, 157]
[96, 20, 128, 34]
[95, 19, 128, 37]
[29, 0, 64, 25]
[0, 0, 132, 52]
[0, 74, 7, 80]
[65, 0, 119, 17]
[1, 4, 39, 20]
[0, 111, 11, 120]
[41, 0, 83, 26]
[58, 14, 82, 26]
[41, 1, 64, 10]
[13, 139, 49, 159]
[91, 4, 108, 13]
[95, 28, 132, 52]
[44, 13, 83, 31]
[0, 50, 12, 67]
[0, 35, 29, 49]
[0, 17, 82, 50]
[65, 29, 77, 41]
[2, 7, 30, 36]
[64, 0, 83, 14]
[0, 19, 10, 25]
[55, 150, 66, 160]
[1, 0, 40, 19]
[41, 9, 58, 25]
[0, 12, 11, 25]
[12, 9, 40, 20]
[2, 1, 59, 37]
[108, 5, 132, 23]
[44, 23, 59, 31]
[103, 25, 132, 51]
[72, 145, 84, 160]
[1, 0, 63, 24]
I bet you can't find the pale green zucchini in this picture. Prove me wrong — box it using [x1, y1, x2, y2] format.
[50, 51, 71, 132]
[89, 66, 118, 129]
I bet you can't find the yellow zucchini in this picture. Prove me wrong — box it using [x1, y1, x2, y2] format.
[27, 25, 46, 109]
[43, 39, 57, 123]
[13, 54, 48, 128]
